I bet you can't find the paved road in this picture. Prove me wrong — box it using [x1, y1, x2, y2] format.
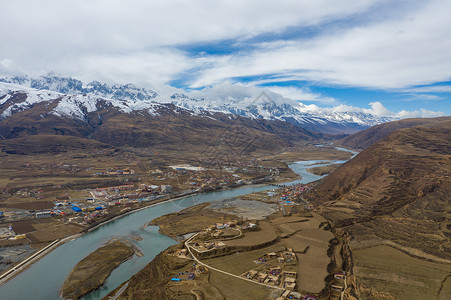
[0, 233, 82, 286]
[109, 281, 129, 300]
[185, 232, 285, 292]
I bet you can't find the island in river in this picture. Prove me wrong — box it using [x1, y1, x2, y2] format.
[60, 238, 141, 300]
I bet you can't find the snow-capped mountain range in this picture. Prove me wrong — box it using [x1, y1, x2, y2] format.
[0, 73, 393, 133]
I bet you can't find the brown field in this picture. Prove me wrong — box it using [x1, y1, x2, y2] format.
[203, 242, 286, 275]
[27, 223, 84, 243]
[354, 245, 451, 300]
[439, 275, 451, 300]
[225, 221, 277, 247]
[275, 213, 334, 293]
[9, 220, 33, 234]
[0, 201, 54, 210]
[208, 270, 275, 300]
[270, 216, 309, 225]
[260, 147, 353, 163]
[190, 273, 225, 300]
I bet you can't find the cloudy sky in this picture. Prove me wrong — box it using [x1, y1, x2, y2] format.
[1, 0, 450, 116]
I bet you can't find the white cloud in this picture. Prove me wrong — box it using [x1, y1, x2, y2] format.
[395, 109, 445, 118]
[264, 86, 336, 104]
[403, 85, 451, 93]
[0, 0, 379, 85]
[187, 82, 336, 107]
[191, 0, 451, 89]
[295, 101, 444, 119]
[0, 59, 24, 76]
[365, 102, 391, 117]
[0, 0, 449, 116]
[58, 49, 191, 89]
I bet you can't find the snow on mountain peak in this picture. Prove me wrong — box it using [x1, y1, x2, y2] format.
[0, 73, 396, 133]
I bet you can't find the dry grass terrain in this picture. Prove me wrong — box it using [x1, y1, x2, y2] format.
[304, 118, 451, 298]
[208, 271, 275, 300]
[354, 245, 451, 300]
[203, 242, 286, 275]
[61, 238, 136, 300]
[225, 221, 277, 247]
[273, 213, 334, 293]
[150, 203, 240, 238]
[259, 146, 353, 163]
[307, 163, 342, 175]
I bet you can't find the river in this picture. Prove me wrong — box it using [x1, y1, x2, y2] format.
[0, 147, 356, 299]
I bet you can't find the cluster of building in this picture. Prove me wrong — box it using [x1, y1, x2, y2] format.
[242, 268, 297, 289]
[190, 241, 226, 252]
[170, 263, 208, 283]
[66, 208, 109, 225]
[0, 182, 175, 224]
[194, 220, 258, 241]
[139, 184, 173, 194]
[253, 250, 297, 265]
[329, 272, 346, 300]
[93, 168, 135, 176]
[90, 184, 135, 198]
[9, 187, 44, 200]
[0, 226, 26, 240]
[277, 183, 313, 203]
[241, 249, 298, 290]
[277, 291, 315, 300]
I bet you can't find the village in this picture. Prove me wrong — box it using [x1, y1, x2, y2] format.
[0, 157, 297, 247]
[0, 148, 350, 300]
[154, 180, 347, 300]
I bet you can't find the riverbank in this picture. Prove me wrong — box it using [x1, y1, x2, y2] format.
[0, 191, 193, 286]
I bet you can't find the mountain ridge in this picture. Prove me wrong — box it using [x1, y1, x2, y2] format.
[305, 118, 451, 259]
[0, 73, 395, 134]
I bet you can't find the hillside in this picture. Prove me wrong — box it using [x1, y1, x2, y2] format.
[305, 120, 451, 259]
[336, 116, 451, 149]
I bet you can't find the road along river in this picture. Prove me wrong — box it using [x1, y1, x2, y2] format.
[0, 147, 356, 299]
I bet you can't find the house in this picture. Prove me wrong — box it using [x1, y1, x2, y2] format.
[284, 277, 296, 290]
[0, 227, 15, 238]
[71, 206, 82, 213]
[283, 271, 297, 277]
[11, 234, 26, 240]
[256, 272, 268, 282]
[243, 270, 258, 279]
[177, 272, 196, 280]
[160, 185, 173, 193]
[36, 211, 52, 218]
